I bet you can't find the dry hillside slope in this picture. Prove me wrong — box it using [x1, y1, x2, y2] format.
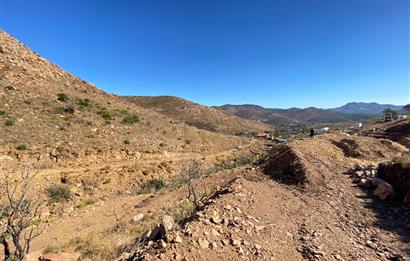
[124, 96, 271, 134]
[0, 31, 249, 165]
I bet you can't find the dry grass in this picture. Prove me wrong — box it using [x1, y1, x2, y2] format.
[45, 198, 195, 260]
[394, 155, 410, 169]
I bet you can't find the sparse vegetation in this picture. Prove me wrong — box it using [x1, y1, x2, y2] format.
[76, 198, 96, 209]
[114, 108, 129, 115]
[0, 109, 6, 116]
[123, 139, 131, 145]
[47, 184, 72, 202]
[185, 139, 192, 145]
[216, 154, 259, 170]
[66, 234, 116, 260]
[122, 114, 139, 124]
[16, 144, 28, 150]
[77, 98, 91, 107]
[5, 118, 15, 126]
[100, 110, 112, 122]
[57, 93, 69, 102]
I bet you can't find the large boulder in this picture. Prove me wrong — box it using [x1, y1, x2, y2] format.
[377, 156, 410, 203]
[139, 215, 176, 243]
[372, 178, 394, 200]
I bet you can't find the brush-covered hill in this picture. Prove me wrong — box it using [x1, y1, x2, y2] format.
[330, 102, 405, 115]
[0, 31, 246, 163]
[215, 104, 370, 125]
[214, 104, 299, 126]
[270, 107, 368, 124]
[123, 96, 271, 134]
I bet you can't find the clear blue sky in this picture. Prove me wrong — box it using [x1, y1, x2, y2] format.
[1, 0, 409, 108]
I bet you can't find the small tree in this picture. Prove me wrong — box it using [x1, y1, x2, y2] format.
[403, 104, 410, 115]
[179, 160, 207, 210]
[383, 108, 398, 120]
[0, 161, 46, 260]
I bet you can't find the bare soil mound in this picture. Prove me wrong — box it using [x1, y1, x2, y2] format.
[259, 134, 407, 189]
[332, 137, 406, 160]
[257, 145, 307, 186]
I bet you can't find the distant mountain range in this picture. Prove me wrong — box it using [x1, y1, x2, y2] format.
[214, 102, 405, 126]
[330, 102, 405, 115]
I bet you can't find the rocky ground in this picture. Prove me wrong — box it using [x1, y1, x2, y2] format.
[126, 134, 409, 261]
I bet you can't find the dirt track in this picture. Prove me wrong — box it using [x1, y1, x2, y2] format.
[140, 134, 409, 261]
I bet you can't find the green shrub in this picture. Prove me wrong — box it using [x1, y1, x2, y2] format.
[100, 111, 112, 121]
[57, 93, 69, 102]
[114, 108, 129, 115]
[47, 184, 72, 202]
[16, 144, 28, 150]
[216, 154, 259, 170]
[5, 118, 15, 126]
[0, 109, 6, 116]
[76, 198, 96, 209]
[185, 139, 192, 145]
[78, 98, 91, 107]
[122, 115, 139, 124]
[137, 179, 165, 194]
[123, 139, 131, 145]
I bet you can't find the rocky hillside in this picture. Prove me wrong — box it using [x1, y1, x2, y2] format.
[0, 31, 247, 164]
[215, 104, 369, 125]
[123, 96, 271, 134]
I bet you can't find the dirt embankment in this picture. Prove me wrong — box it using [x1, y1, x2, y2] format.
[362, 119, 410, 148]
[259, 134, 407, 190]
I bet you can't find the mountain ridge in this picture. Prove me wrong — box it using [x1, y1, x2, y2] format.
[330, 102, 405, 115]
[213, 103, 400, 125]
[123, 96, 271, 134]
